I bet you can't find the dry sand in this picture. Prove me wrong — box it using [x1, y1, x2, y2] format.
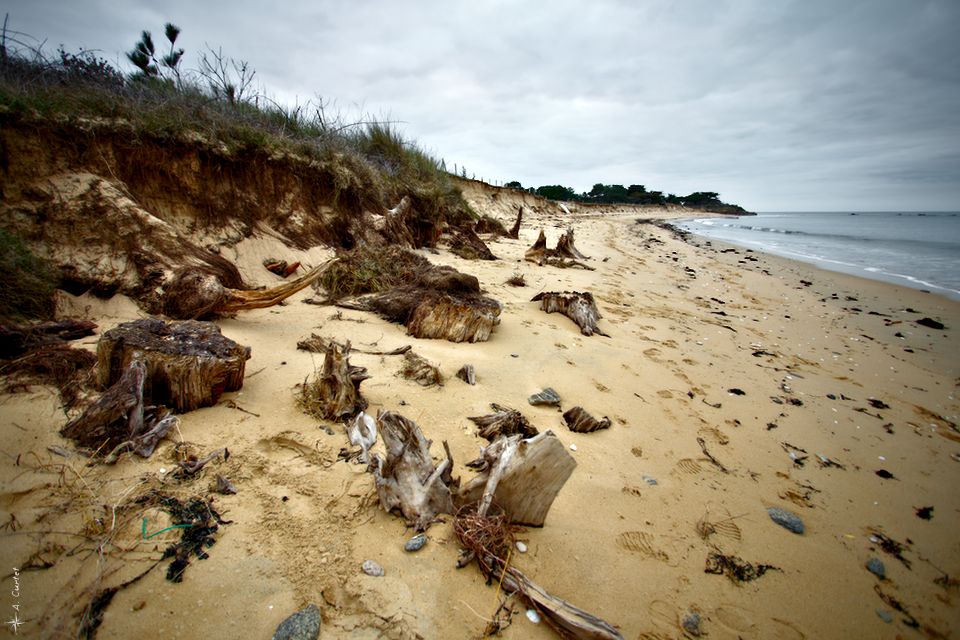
[1, 183, 958, 639]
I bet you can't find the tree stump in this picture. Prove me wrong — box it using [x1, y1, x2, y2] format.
[458, 431, 576, 527]
[298, 340, 369, 421]
[524, 228, 591, 269]
[468, 403, 538, 441]
[370, 410, 456, 531]
[531, 291, 608, 337]
[96, 318, 250, 412]
[563, 406, 611, 433]
[445, 226, 498, 260]
[508, 207, 522, 239]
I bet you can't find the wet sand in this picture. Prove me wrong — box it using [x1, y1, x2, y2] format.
[1, 185, 957, 639]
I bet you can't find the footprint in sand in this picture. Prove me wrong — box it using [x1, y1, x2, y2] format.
[770, 618, 806, 639]
[675, 458, 703, 475]
[631, 446, 643, 457]
[657, 389, 674, 399]
[643, 347, 662, 359]
[713, 605, 756, 635]
[698, 426, 730, 445]
[615, 531, 669, 562]
[647, 600, 680, 632]
[697, 515, 743, 541]
[622, 485, 643, 497]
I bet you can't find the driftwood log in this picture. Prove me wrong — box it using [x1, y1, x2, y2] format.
[163, 259, 336, 320]
[468, 403, 539, 441]
[532, 291, 608, 337]
[299, 340, 369, 421]
[60, 360, 178, 461]
[563, 406, 611, 433]
[370, 410, 457, 531]
[459, 431, 575, 526]
[97, 318, 250, 412]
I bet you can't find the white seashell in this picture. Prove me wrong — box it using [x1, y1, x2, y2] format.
[526, 609, 541, 624]
[516, 541, 527, 553]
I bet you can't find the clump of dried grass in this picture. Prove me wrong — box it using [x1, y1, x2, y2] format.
[505, 273, 526, 287]
[0, 344, 97, 409]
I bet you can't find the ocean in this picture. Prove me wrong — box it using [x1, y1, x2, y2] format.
[674, 212, 960, 301]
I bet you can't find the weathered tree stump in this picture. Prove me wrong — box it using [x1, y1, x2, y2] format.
[370, 410, 456, 531]
[531, 291, 608, 337]
[373, 196, 417, 248]
[468, 403, 539, 441]
[524, 228, 591, 269]
[508, 207, 523, 239]
[299, 340, 369, 421]
[563, 406, 611, 433]
[60, 359, 178, 460]
[555, 228, 587, 260]
[400, 350, 443, 387]
[97, 318, 250, 412]
[456, 364, 476, 385]
[446, 226, 498, 260]
[458, 431, 576, 527]
[474, 215, 510, 237]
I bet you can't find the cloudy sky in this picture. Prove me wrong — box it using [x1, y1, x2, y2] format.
[7, 0, 960, 211]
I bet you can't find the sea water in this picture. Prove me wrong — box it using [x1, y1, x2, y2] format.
[674, 212, 960, 301]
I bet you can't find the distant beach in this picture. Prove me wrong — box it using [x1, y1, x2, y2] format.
[675, 212, 960, 300]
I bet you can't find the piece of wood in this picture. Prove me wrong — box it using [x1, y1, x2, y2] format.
[0, 319, 97, 359]
[532, 291, 608, 337]
[458, 431, 575, 526]
[96, 318, 250, 412]
[299, 340, 369, 421]
[297, 333, 410, 356]
[456, 364, 476, 385]
[468, 403, 539, 441]
[369, 410, 456, 531]
[508, 207, 522, 239]
[446, 225, 497, 260]
[163, 259, 336, 319]
[485, 555, 624, 640]
[373, 196, 417, 248]
[563, 406, 611, 433]
[524, 229, 549, 265]
[400, 350, 443, 387]
[525, 228, 589, 267]
[555, 228, 587, 260]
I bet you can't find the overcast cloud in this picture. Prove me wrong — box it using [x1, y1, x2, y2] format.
[7, 0, 960, 210]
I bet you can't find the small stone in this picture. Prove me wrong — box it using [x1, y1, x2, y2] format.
[528, 387, 562, 407]
[526, 609, 541, 624]
[681, 612, 702, 637]
[866, 557, 886, 579]
[767, 506, 805, 534]
[404, 533, 427, 552]
[272, 604, 321, 640]
[361, 560, 384, 577]
[876, 609, 893, 623]
[569, 444, 577, 451]
[642, 475, 658, 486]
[516, 541, 528, 553]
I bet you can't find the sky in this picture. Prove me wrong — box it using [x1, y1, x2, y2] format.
[5, 0, 960, 211]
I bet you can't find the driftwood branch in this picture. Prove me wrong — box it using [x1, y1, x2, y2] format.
[298, 340, 369, 421]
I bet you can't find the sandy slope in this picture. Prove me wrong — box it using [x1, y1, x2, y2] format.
[1, 185, 958, 639]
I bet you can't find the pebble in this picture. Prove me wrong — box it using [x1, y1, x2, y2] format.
[526, 609, 541, 624]
[569, 444, 577, 451]
[404, 533, 427, 552]
[767, 506, 805, 534]
[516, 541, 528, 553]
[642, 474, 658, 486]
[866, 557, 886, 579]
[272, 604, 321, 640]
[681, 612, 702, 636]
[361, 560, 384, 577]
[528, 387, 562, 407]
[876, 609, 893, 623]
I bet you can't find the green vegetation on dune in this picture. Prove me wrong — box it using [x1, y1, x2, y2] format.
[504, 181, 749, 214]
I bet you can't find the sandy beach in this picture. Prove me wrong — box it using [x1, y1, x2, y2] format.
[1, 181, 958, 639]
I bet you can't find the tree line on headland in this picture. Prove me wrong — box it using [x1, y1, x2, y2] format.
[503, 181, 749, 215]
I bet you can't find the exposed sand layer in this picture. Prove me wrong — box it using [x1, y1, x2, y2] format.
[1, 186, 958, 639]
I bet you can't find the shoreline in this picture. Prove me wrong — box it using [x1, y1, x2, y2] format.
[1, 192, 958, 638]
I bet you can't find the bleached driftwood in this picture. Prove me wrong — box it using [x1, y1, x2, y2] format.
[96, 318, 250, 412]
[299, 340, 369, 421]
[459, 431, 575, 526]
[563, 406, 611, 433]
[468, 403, 539, 441]
[485, 555, 624, 640]
[373, 196, 417, 248]
[370, 411, 456, 531]
[532, 291, 608, 337]
[163, 259, 335, 319]
[347, 411, 378, 463]
[60, 359, 177, 461]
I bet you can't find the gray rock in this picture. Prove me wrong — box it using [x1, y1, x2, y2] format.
[642, 474, 658, 486]
[866, 557, 886, 579]
[361, 560, 384, 576]
[876, 609, 893, 623]
[404, 533, 427, 552]
[528, 387, 562, 407]
[681, 612, 702, 636]
[767, 507, 805, 534]
[272, 604, 321, 640]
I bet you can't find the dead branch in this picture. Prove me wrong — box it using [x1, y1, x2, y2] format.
[532, 291, 608, 337]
